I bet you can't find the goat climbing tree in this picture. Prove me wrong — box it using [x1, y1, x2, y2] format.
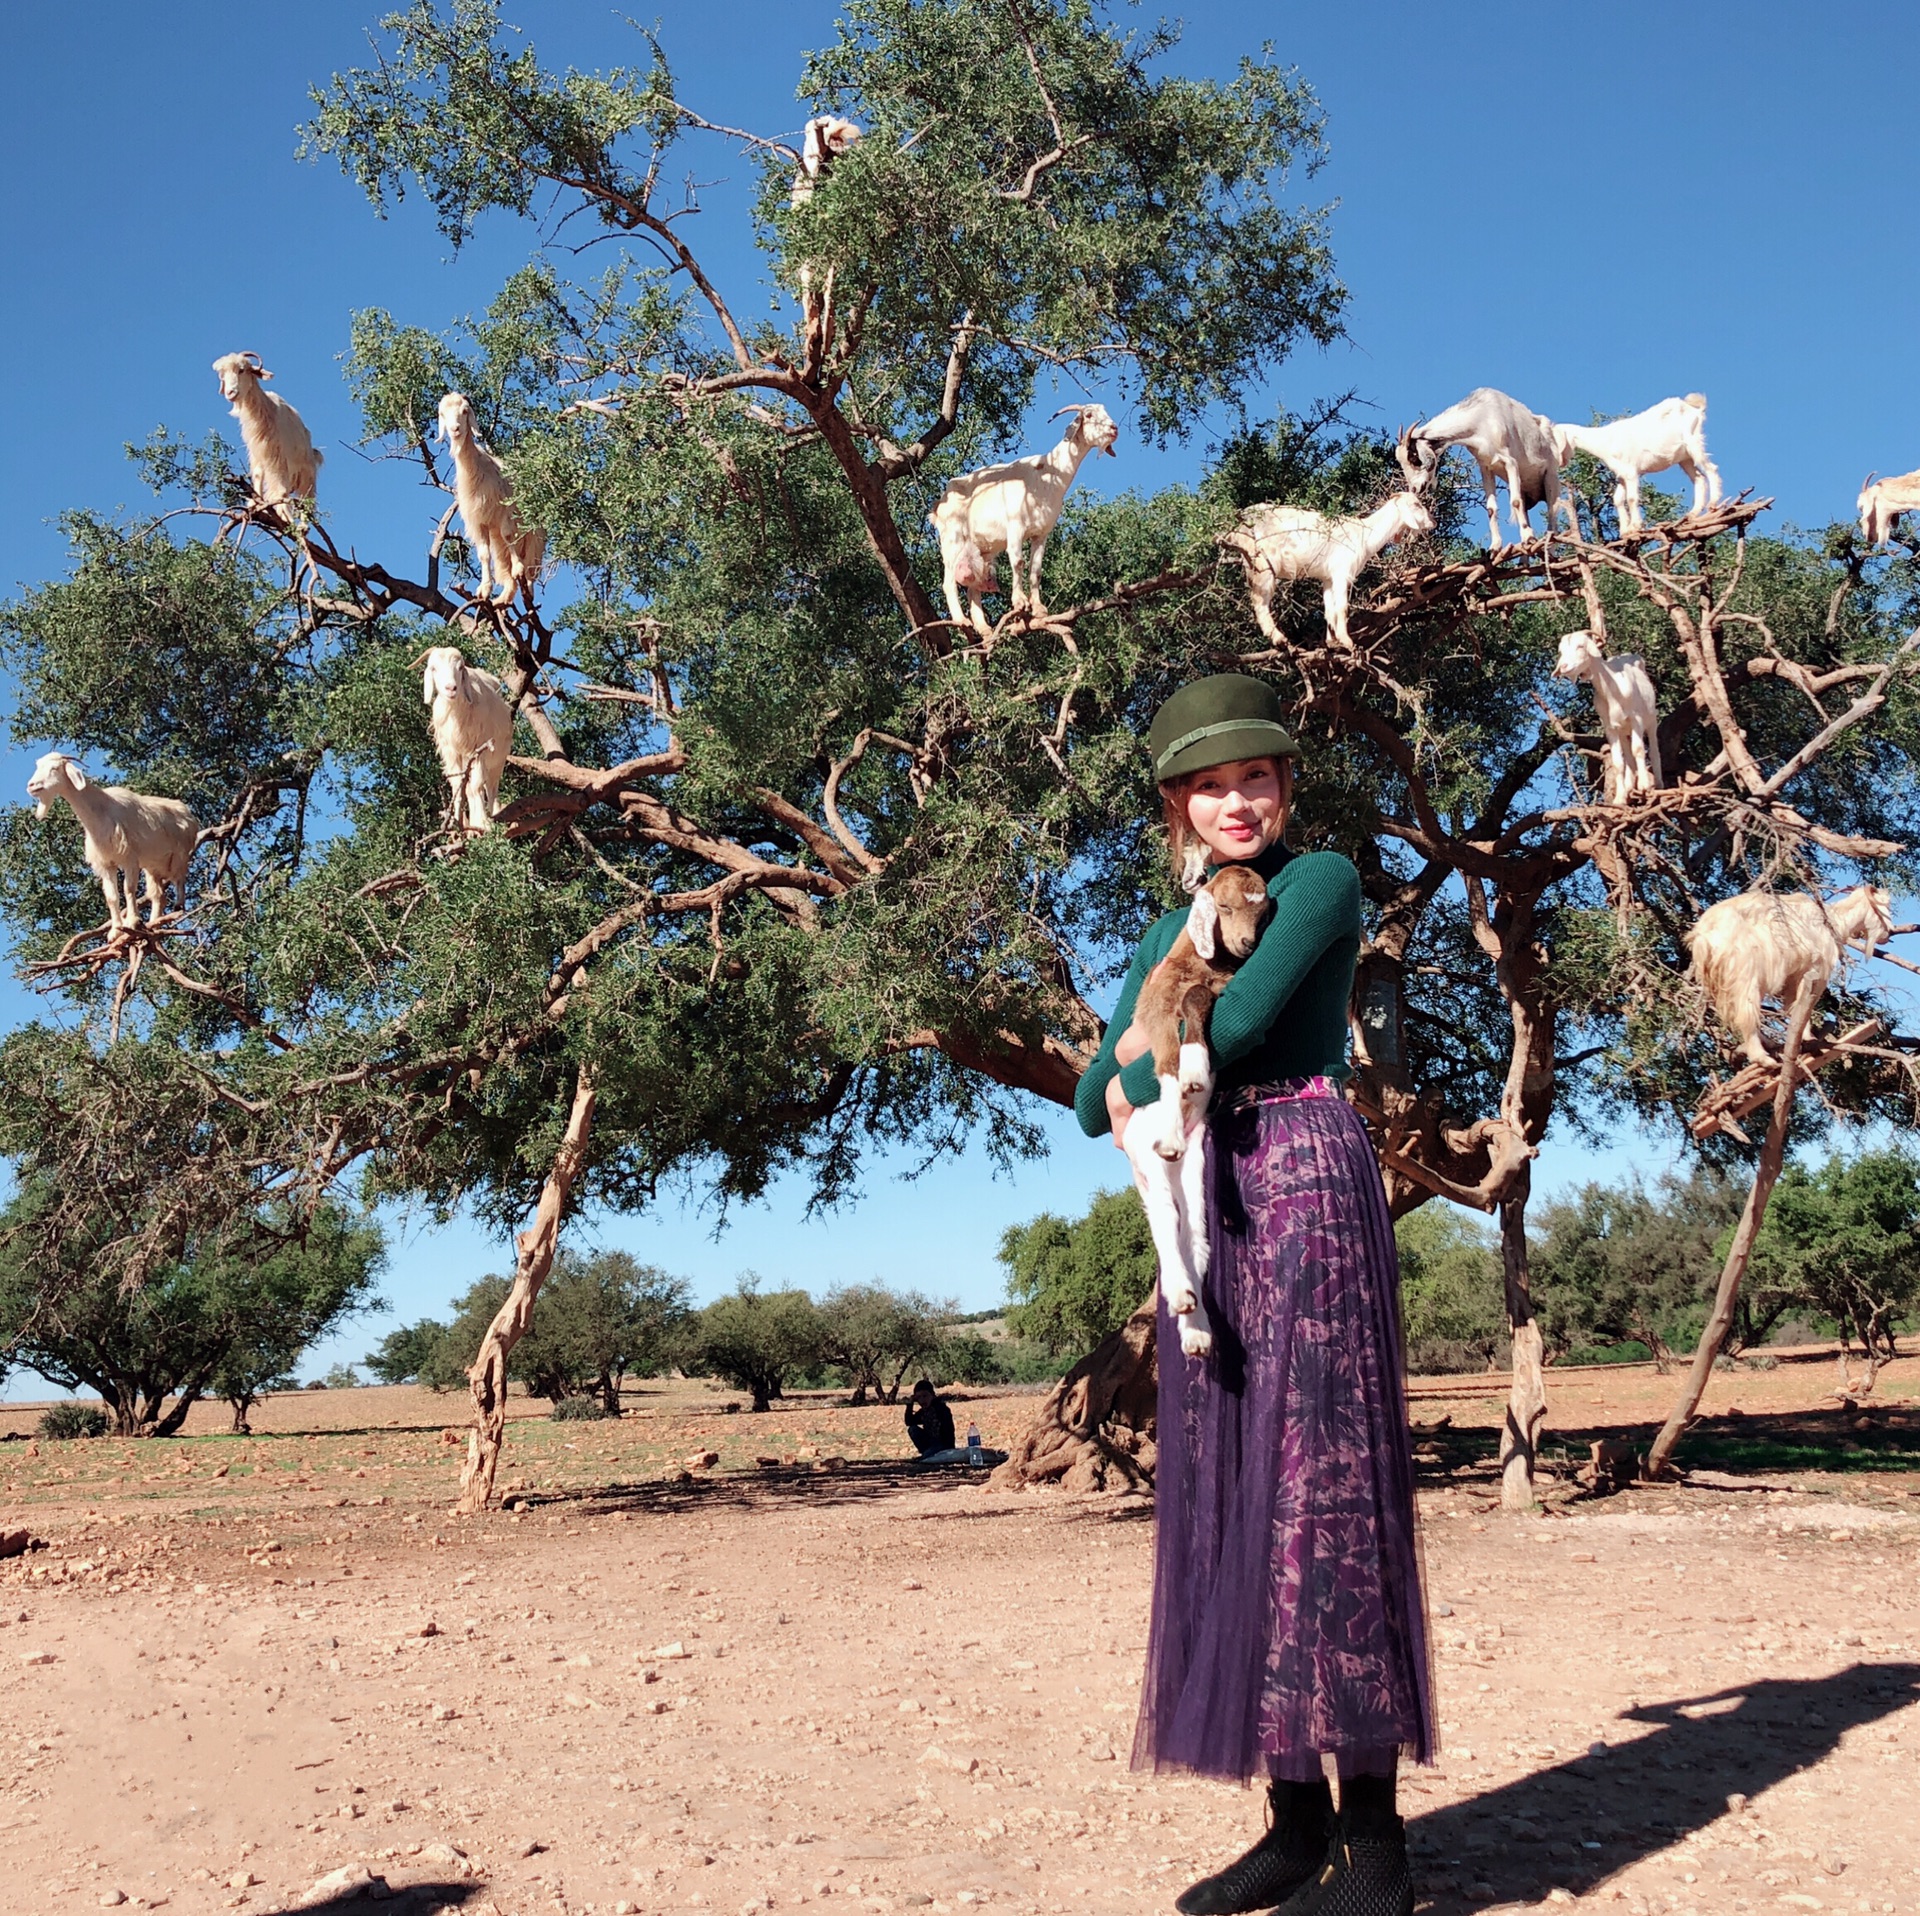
[3, 0, 1920, 1504]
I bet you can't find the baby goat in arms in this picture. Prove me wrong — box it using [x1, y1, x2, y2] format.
[1121, 864, 1273, 1357]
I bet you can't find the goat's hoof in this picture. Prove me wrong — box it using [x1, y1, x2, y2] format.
[1165, 1286, 1197, 1317]
[1179, 1325, 1213, 1358]
[1152, 1136, 1185, 1162]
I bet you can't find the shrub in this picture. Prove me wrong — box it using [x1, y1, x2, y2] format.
[321, 1363, 362, 1389]
[37, 1402, 108, 1440]
[550, 1395, 613, 1421]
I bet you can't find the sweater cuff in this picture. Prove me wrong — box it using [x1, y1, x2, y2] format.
[1118, 1053, 1160, 1107]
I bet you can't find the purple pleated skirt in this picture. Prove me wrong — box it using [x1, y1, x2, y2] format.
[1132, 1078, 1435, 1783]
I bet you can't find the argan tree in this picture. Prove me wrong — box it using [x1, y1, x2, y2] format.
[2, 0, 1916, 1512]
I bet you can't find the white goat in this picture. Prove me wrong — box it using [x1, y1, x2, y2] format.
[1550, 395, 1722, 535]
[790, 116, 862, 350]
[1689, 885, 1893, 1067]
[26, 752, 198, 931]
[1554, 629, 1663, 803]
[1220, 487, 1436, 649]
[212, 352, 322, 509]
[1118, 865, 1273, 1360]
[1857, 469, 1920, 548]
[421, 646, 516, 832]
[1399, 391, 1571, 548]
[929, 405, 1119, 635]
[436, 393, 547, 607]
[790, 114, 862, 205]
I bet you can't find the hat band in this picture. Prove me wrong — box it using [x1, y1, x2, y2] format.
[1153, 718, 1296, 781]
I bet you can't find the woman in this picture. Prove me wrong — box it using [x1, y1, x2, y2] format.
[1075, 675, 1432, 1916]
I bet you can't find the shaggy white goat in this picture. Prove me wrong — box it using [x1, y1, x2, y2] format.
[1689, 884, 1893, 1067]
[436, 393, 547, 607]
[26, 752, 198, 931]
[1117, 865, 1273, 1360]
[212, 351, 322, 509]
[421, 645, 516, 832]
[1550, 395, 1722, 535]
[929, 405, 1119, 635]
[1554, 629, 1663, 803]
[1219, 486, 1436, 649]
[790, 114, 862, 204]
[1857, 468, 1920, 547]
[1399, 391, 1572, 548]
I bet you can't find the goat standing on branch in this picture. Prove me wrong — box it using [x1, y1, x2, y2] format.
[436, 392, 546, 607]
[1550, 394, 1722, 535]
[212, 351, 322, 509]
[26, 752, 198, 932]
[1398, 387, 1570, 549]
[789, 113, 861, 354]
[1689, 885, 1893, 1068]
[421, 646, 515, 834]
[1858, 468, 1920, 547]
[1221, 464, 1435, 649]
[929, 404, 1119, 635]
[1118, 863, 1272, 1359]
[1554, 628, 1663, 802]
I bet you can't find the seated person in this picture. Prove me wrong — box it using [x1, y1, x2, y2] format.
[904, 1378, 956, 1457]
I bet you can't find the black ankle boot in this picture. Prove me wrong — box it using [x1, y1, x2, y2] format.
[1175, 1779, 1334, 1916]
[1271, 1813, 1413, 1916]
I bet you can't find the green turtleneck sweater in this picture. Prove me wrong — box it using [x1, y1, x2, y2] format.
[1073, 844, 1362, 1138]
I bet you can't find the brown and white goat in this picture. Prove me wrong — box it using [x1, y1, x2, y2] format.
[1688, 884, 1892, 1067]
[1120, 864, 1272, 1357]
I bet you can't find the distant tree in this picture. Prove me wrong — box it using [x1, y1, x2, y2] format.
[0, 1188, 384, 1437]
[420, 1253, 690, 1410]
[817, 1282, 955, 1404]
[1530, 1168, 1743, 1370]
[682, 1278, 824, 1412]
[365, 1318, 448, 1385]
[1394, 1206, 1505, 1373]
[1000, 1188, 1155, 1356]
[932, 1329, 1014, 1387]
[1748, 1147, 1920, 1389]
[321, 1363, 364, 1390]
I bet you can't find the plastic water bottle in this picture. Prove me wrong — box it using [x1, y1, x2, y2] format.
[967, 1421, 983, 1466]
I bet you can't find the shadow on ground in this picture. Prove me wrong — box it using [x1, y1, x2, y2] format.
[1408, 1662, 1920, 1911]
[258, 1882, 479, 1914]
[1412, 1405, 1920, 1489]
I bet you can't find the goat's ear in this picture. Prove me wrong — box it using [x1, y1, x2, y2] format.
[1187, 890, 1219, 962]
[63, 760, 87, 793]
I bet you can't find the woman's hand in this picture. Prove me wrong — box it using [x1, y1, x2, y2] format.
[1108, 1016, 1150, 1149]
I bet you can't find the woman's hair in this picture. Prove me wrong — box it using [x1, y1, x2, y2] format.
[1159, 756, 1292, 892]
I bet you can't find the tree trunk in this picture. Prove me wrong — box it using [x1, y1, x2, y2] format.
[990, 1300, 1159, 1493]
[228, 1396, 253, 1435]
[458, 1067, 597, 1513]
[1496, 1181, 1547, 1511]
[599, 1373, 621, 1418]
[1646, 989, 1814, 1479]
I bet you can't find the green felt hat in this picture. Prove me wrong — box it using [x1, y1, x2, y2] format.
[1149, 674, 1301, 784]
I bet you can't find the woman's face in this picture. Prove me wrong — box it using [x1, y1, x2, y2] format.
[1179, 757, 1289, 863]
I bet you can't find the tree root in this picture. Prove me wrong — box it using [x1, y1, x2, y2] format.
[990, 1300, 1158, 1493]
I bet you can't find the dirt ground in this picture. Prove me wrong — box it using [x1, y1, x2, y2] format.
[3, 1352, 1919, 1916]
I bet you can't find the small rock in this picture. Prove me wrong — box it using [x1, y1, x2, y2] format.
[429, 1703, 457, 1721]
[1589, 1741, 1609, 1758]
[687, 1450, 720, 1469]
[654, 1641, 690, 1660]
[226, 1873, 261, 1891]
[919, 1744, 979, 1775]
[903, 1899, 933, 1909]
[901, 1579, 923, 1591]
[296, 1864, 383, 1905]
[418, 1842, 468, 1871]
[20, 1650, 55, 1666]
[1726, 1791, 1749, 1813]
[98, 1893, 128, 1907]
[1546, 1892, 1575, 1906]
[1822, 1853, 1846, 1876]
[417, 1620, 440, 1638]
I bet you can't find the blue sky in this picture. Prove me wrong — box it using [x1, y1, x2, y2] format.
[0, 3, 1915, 1387]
